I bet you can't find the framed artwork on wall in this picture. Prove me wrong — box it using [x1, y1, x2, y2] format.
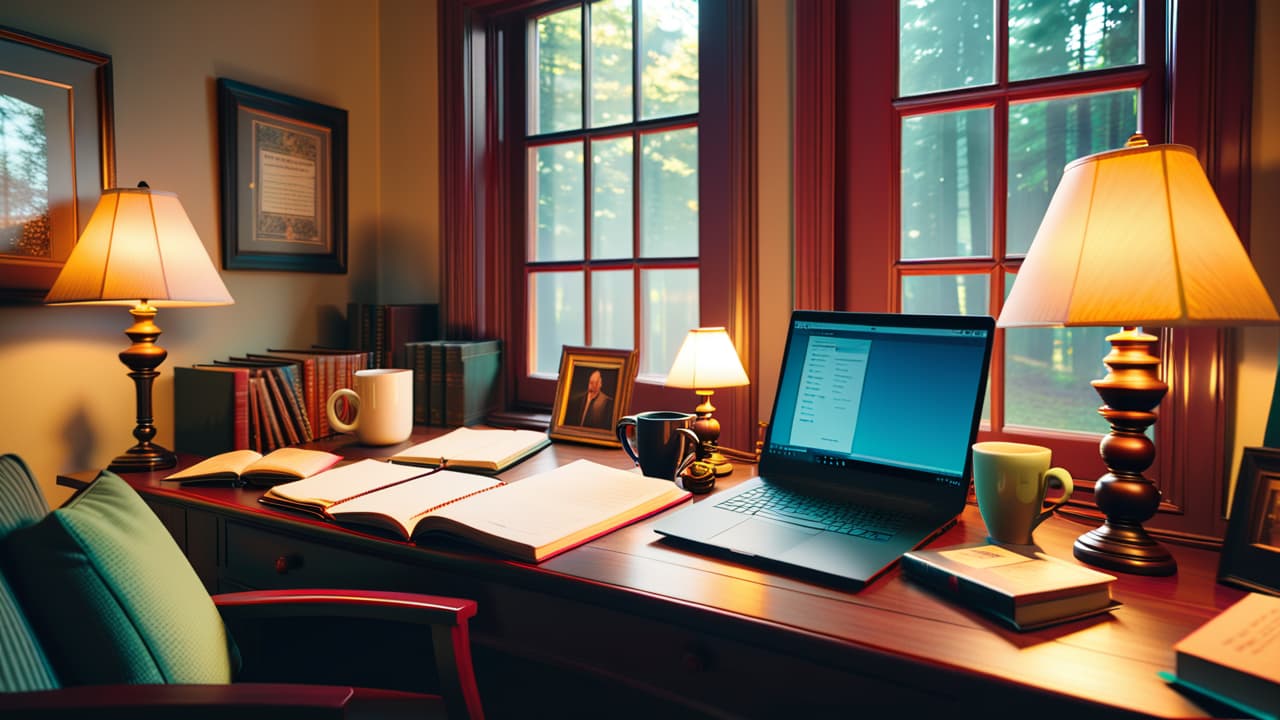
[1218, 446, 1280, 596]
[549, 346, 638, 447]
[217, 78, 347, 273]
[0, 26, 114, 302]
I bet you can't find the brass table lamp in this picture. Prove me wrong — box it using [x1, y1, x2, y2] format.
[664, 327, 750, 476]
[45, 184, 234, 472]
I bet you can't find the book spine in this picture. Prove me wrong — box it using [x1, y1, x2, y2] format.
[277, 365, 314, 442]
[429, 341, 446, 426]
[174, 366, 250, 455]
[409, 342, 430, 425]
[247, 372, 262, 453]
[900, 553, 1017, 618]
[251, 375, 281, 452]
[264, 368, 302, 446]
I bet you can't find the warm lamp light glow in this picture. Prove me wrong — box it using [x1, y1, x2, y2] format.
[45, 184, 233, 472]
[46, 187, 233, 307]
[665, 327, 749, 477]
[1000, 137, 1278, 327]
[998, 135, 1279, 576]
[665, 327, 751, 391]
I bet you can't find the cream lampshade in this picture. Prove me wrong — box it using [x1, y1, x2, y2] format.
[665, 327, 750, 476]
[998, 134, 1279, 575]
[46, 184, 234, 472]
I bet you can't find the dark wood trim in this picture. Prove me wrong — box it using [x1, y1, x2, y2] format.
[792, 0, 836, 311]
[838, 3, 896, 311]
[439, 1, 757, 448]
[1147, 0, 1255, 544]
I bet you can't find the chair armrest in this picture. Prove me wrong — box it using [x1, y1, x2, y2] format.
[213, 589, 482, 720]
[0, 682, 440, 719]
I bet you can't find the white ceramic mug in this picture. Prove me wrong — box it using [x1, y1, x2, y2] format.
[971, 441, 1074, 546]
[326, 368, 413, 446]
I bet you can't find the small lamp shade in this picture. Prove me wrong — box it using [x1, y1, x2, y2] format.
[665, 327, 750, 390]
[998, 136, 1278, 329]
[45, 186, 233, 306]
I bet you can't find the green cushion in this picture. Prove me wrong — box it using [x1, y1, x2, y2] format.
[1, 471, 232, 686]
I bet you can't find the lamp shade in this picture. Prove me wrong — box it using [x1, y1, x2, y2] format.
[665, 327, 749, 389]
[998, 135, 1278, 328]
[44, 186, 233, 307]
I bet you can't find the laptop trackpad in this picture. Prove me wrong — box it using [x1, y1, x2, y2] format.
[709, 517, 821, 557]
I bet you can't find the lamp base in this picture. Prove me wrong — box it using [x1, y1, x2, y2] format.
[109, 303, 175, 474]
[1073, 520, 1176, 576]
[1075, 328, 1177, 576]
[108, 444, 177, 473]
[702, 447, 734, 477]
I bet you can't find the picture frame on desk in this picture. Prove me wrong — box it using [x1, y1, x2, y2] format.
[217, 78, 347, 273]
[0, 27, 114, 302]
[549, 346, 637, 448]
[1218, 446, 1280, 596]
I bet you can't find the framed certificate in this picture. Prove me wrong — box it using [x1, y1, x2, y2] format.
[217, 78, 347, 273]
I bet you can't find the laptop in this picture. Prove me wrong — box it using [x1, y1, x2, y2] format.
[654, 310, 994, 588]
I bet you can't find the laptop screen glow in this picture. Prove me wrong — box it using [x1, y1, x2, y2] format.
[767, 318, 990, 480]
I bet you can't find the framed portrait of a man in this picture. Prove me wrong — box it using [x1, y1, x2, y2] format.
[549, 346, 638, 447]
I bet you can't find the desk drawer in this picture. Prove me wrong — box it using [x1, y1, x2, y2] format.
[223, 521, 421, 591]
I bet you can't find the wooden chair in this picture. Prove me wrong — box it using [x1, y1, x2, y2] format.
[0, 454, 483, 718]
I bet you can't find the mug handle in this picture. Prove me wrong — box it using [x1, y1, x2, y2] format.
[327, 388, 361, 434]
[616, 415, 640, 465]
[674, 427, 702, 476]
[1031, 467, 1074, 531]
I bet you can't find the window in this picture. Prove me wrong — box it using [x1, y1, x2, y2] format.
[440, 0, 755, 448]
[526, 1, 701, 380]
[895, 1, 1144, 437]
[796, 1, 1254, 542]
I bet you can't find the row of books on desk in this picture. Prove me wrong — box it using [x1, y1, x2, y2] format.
[174, 347, 375, 456]
[165, 426, 688, 564]
[173, 339, 502, 457]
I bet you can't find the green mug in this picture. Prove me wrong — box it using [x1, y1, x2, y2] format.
[971, 441, 1074, 546]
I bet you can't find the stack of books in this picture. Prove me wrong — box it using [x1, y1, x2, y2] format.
[405, 339, 501, 427]
[348, 302, 440, 369]
[174, 347, 374, 456]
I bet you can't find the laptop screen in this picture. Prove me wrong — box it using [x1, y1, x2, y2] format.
[764, 311, 993, 489]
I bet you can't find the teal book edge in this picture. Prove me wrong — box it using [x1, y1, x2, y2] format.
[1157, 671, 1277, 720]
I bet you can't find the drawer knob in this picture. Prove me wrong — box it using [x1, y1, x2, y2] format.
[681, 646, 711, 672]
[275, 554, 302, 574]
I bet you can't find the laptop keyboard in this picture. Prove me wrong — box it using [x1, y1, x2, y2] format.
[716, 485, 905, 541]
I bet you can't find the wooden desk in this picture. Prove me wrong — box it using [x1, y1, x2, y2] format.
[60, 428, 1246, 718]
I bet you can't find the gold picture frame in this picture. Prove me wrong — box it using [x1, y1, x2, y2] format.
[548, 346, 638, 447]
[0, 27, 114, 302]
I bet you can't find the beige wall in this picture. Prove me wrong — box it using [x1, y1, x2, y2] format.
[0, 0, 437, 503]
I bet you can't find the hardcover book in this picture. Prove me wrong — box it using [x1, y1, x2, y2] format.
[174, 365, 250, 456]
[1160, 592, 1280, 720]
[263, 458, 691, 563]
[901, 542, 1119, 631]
